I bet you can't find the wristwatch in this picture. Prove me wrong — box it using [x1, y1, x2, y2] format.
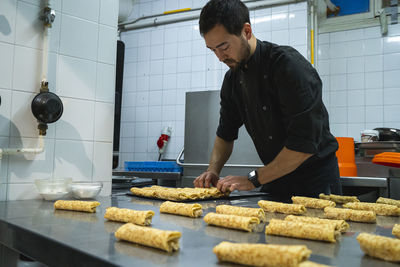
[248, 170, 261, 188]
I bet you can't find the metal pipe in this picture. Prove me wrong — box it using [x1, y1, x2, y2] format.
[118, 0, 261, 28]
[310, 0, 315, 66]
[176, 148, 264, 168]
[0, 135, 45, 159]
[120, 0, 305, 32]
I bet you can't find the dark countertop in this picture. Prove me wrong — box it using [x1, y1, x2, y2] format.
[0, 194, 399, 267]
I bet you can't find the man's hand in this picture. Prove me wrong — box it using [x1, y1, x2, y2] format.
[194, 171, 219, 188]
[217, 175, 255, 193]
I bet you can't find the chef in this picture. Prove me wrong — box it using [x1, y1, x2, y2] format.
[193, 0, 342, 199]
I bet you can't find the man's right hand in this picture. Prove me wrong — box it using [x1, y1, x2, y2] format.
[193, 171, 219, 188]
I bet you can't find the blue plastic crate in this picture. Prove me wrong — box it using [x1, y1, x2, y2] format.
[124, 161, 183, 173]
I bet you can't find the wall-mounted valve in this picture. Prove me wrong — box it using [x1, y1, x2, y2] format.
[40, 7, 55, 28]
[31, 81, 63, 136]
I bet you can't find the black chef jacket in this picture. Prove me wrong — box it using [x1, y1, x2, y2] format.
[216, 39, 341, 198]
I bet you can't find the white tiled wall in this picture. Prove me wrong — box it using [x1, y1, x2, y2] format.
[318, 24, 400, 141]
[119, 0, 308, 164]
[0, 0, 118, 200]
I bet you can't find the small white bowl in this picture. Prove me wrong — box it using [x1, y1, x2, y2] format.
[71, 182, 103, 199]
[34, 178, 72, 201]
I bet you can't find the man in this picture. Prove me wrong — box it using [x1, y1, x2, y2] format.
[193, 0, 342, 199]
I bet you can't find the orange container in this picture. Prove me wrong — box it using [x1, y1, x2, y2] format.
[372, 152, 400, 168]
[335, 137, 358, 177]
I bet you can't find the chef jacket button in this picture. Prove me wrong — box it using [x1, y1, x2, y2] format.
[268, 136, 273, 140]
[263, 75, 267, 79]
[262, 106, 267, 111]
[239, 80, 243, 84]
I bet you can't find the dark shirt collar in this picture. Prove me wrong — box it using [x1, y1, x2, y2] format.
[239, 39, 261, 72]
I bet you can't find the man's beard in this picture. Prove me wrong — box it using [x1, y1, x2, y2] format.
[224, 36, 251, 70]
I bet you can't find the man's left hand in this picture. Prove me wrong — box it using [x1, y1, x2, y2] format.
[216, 175, 255, 193]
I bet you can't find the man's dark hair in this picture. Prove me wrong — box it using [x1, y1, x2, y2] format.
[199, 0, 250, 36]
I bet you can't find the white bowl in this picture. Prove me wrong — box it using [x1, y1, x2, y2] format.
[71, 182, 103, 199]
[34, 178, 72, 201]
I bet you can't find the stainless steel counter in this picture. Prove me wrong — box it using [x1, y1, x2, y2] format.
[0, 195, 399, 267]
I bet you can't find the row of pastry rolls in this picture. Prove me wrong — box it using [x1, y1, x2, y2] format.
[130, 186, 224, 201]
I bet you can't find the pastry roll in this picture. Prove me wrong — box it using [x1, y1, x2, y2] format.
[130, 187, 156, 198]
[104, 207, 154, 225]
[115, 223, 181, 252]
[204, 212, 260, 232]
[292, 196, 335, 209]
[54, 200, 100, 213]
[160, 201, 203, 218]
[284, 215, 349, 233]
[265, 219, 338, 243]
[324, 207, 376, 223]
[213, 241, 311, 267]
[393, 224, 400, 238]
[258, 200, 306, 215]
[319, 193, 359, 204]
[216, 204, 266, 222]
[376, 197, 400, 208]
[343, 202, 400, 216]
[357, 233, 400, 262]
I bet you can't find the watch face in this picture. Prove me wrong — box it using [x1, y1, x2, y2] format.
[249, 170, 256, 178]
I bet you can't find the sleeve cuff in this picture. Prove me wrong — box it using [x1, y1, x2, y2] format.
[284, 135, 318, 154]
[216, 125, 238, 142]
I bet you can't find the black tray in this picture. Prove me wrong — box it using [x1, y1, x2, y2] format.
[126, 190, 269, 202]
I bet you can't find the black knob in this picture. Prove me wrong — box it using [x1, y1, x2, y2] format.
[31, 92, 63, 123]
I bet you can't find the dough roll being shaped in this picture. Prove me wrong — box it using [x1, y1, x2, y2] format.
[343, 202, 400, 216]
[324, 207, 376, 223]
[216, 205, 266, 222]
[319, 193, 359, 204]
[213, 241, 311, 267]
[204, 212, 260, 232]
[160, 201, 203, 218]
[115, 223, 181, 252]
[284, 215, 349, 233]
[258, 200, 306, 215]
[104, 207, 155, 225]
[291, 196, 335, 209]
[393, 224, 400, 238]
[54, 200, 100, 213]
[376, 197, 400, 208]
[357, 233, 400, 262]
[265, 219, 338, 243]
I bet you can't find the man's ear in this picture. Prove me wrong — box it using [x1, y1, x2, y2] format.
[242, 23, 252, 40]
